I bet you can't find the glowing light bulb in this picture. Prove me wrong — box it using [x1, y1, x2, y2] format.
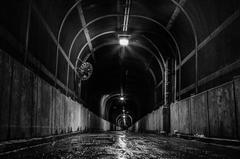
[119, 38, 129, 46]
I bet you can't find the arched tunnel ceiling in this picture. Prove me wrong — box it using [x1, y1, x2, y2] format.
[0, 0, 240, 125]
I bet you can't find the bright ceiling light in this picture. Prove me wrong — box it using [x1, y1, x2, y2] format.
[119, 37, 129, 46]
[120, 96, 125, 101]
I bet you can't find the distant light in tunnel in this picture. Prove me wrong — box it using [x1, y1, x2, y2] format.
[119, 37, 129, 46]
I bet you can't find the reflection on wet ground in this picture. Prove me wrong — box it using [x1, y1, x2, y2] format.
[2, 131, 240, 159]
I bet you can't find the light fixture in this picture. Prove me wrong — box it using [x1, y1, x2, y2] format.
[118, 34, 130, 46]
[119, 37, 129, 46]
[120, 96, 125, 101]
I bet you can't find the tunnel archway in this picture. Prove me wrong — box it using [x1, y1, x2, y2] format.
[1, 0, 240, 147]
[80, 44, 157, 123]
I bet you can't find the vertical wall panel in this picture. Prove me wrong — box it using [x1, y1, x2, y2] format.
[51, 88, 56, 134]
[0, 51, 114, 141]
[190, 92, 209, 136]
[74, 101, 80, 131]
[218, 83, 236, 138]
[208, 83, 237, 138]
[68, 98, 73, 132]
[63, 96, 68, 133]
[170, 103, 179, 133]
[0, 51, 12, 141]
[33, 74, 38, 137]
[208, 88, 219, 137]
[59, 93, 65, 133]
[37, 78, 52, 136]
[178, 98, 191, 134]
[131, 79, 239, 139]
[10, 62, 34, 139]
[9, 62, 22, 139]
[54, 88, 61, 134]
[234, 77, 240, 138]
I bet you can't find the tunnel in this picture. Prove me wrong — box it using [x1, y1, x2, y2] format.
[0, 0, 240, 158]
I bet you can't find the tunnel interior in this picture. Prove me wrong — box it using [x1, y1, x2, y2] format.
[0, 0, 240, 135]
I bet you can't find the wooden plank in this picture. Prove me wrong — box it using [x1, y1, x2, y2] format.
[50, 87, 56, 135]
[0, 50, 12, 141]
[36, 78, 52, 136]
[208, 83, 237, 138]
[178, 98, 191, 134]
[10, 61, 34, 139]
[170, 103, 179, 133]
[234, 77, 240, 138]
[190, 92, 209, 136]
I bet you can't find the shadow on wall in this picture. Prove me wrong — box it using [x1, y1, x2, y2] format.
[0, 50, 115, 142]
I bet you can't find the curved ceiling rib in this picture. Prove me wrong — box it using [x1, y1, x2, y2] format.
[82, 34, 166, 71]
[56, 0, 198, 96]
[74, 31, 165, 86]
[65, 14, 183, 90]
[169, 0, 199, 94]
[81, 34, 167, 87]
[84, 42, 157, 87]
[55, 0, 82, 86]
[81, 40, 162, 87]
[67, 14, 182, 64]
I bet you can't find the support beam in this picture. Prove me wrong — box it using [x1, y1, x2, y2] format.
[24, 0, 32, 64]
[67, 2, 94, 95]
[166, 0, 187, 30]
[76, 3, 94, 53]
[176, 9, 240, 70]
[179, 58, 240, 96]
[75, 31, 165, 82]
[155, 80, 163, 89]
[32, 4, 76, 72]
[123, 0, 131, 32]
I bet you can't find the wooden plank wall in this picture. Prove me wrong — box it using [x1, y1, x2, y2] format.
[171, 81, 240, 139]
[131, 75, 240, 140]
[0, 50, 114, 142]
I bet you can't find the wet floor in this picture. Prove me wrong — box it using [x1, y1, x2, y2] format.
[1, 131, 240, 159]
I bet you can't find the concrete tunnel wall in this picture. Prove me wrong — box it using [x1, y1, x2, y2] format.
[130, 106, 164, 134]
[0, 50, 115, 142]
[131, 77, 240, 140]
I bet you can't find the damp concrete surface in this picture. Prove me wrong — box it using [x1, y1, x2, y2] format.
[2, 131, 240, 159]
